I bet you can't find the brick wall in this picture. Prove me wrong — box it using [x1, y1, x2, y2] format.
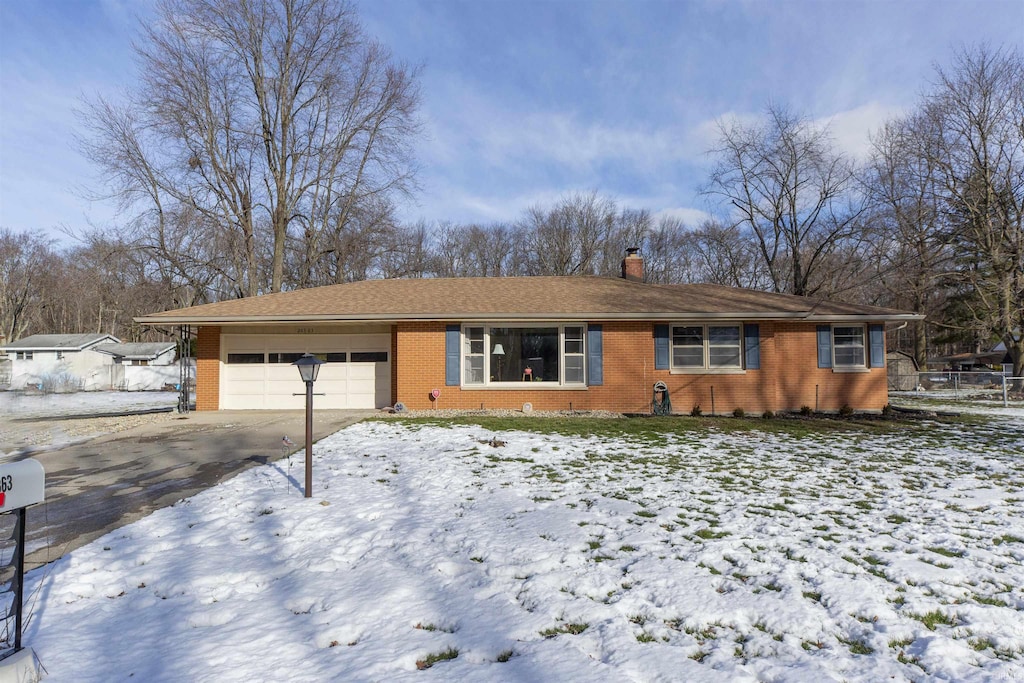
[393, 321, 888, 413]
[195, 326, 221, 411]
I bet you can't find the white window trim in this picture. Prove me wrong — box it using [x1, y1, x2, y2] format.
[460, 323, 588, 388]
[832, 324, 869, 372]
[669, 323, 746, 374]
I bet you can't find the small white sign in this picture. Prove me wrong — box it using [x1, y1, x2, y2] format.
[0, 459, 45, 512]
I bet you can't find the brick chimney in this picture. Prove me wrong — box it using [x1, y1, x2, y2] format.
[621, 247, 643, 282]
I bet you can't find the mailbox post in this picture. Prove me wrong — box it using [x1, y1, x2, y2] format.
[0, 458, 45, 658]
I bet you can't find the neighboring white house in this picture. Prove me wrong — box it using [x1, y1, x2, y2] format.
[95, 342, 184, 391]
[0, 333, 121, 390]
[95, 342, 177, 366]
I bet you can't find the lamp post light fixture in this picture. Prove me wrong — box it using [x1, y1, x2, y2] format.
[492, 343, 505, 382]
[293, 353, 324, 498]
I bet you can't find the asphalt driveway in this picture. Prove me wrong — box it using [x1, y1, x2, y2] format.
[8, 409, 374, 570]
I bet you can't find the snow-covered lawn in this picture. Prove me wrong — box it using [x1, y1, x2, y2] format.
[23, 416, 1024, 681]
[0, 390, 178, 418]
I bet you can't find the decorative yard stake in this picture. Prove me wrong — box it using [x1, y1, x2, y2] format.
[293, 354, 324, 498]
[0, 459, 45, 659]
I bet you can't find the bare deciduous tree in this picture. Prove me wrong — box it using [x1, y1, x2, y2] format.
[863, 117, 952, 366]
[521, 192, 617, 276]
[703, 104, 867, 297]
[80, 0, 420, 297]
[0, 230, 58, 341]
[902, 46, 1024, 378]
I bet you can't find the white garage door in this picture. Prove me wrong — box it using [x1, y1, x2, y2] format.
[221, 333, 391, 410]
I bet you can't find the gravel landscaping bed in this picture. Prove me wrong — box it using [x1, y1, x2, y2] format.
[0, 412, 177, 457]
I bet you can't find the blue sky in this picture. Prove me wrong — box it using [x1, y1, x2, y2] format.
[1, 0, 1022, 243]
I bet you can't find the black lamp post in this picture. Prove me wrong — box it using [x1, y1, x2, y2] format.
[293, 353, 324, 498]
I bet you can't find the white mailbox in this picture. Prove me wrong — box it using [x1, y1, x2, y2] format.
[0, 459, 45, 513]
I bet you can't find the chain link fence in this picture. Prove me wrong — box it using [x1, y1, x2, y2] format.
[889, 369, 1024, 406]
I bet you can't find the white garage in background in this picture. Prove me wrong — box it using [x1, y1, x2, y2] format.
[220, 333, 391, 409]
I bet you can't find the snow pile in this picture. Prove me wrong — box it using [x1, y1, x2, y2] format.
[25, 419, 1024, 681]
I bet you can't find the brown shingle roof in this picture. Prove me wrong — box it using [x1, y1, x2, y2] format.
[136, 276, 923, 324]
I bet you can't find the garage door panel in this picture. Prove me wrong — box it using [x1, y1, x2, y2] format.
[221, 333, 390, 410]
[228, 367, 266, 381]
[226, 379, 267, 393]
[348, 364, 377, 380]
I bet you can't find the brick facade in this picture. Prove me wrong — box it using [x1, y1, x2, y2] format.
[194, 320, 888, 413]
[393, 321, 888, 414]
[195, 325, 221, 411]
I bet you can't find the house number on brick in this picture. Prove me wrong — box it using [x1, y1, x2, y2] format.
[297, 327, 315, 334]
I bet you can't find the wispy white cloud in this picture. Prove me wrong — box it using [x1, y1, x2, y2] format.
[814, 102, 908, 161]
[652, 206, 713, 227]
[420, 78, 697, 178]
[685, 102, 908, 165]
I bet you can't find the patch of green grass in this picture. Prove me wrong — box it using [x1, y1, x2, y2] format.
[888, 637, 914, 649]
[970, 637, 995, 652]
[911, 609, 956, 631]
[416, 647, 459, 669]
[378, 413, 964, 444]
[993, 534, 1023, 545]
[836, 635, 874, 655]
[975, 595, 1009, 607]
[698, 562, 722, 576]
[926, 546, 965, 558]
[886, 514, 911, 524]
[635, 510, 658, 518]
[540, 622, 588, 637]
[694, 528, 730, 540]
[636, 632, 656, 643]
[496, 649, 514, 662]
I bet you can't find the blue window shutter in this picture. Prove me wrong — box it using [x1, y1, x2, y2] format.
[817, 325, 832, 368]
[654, 325, 669, 370]
[744, 324, 760, 370]
[587, 325, 603, 386]
[869, 324, 885, 368]
[445, 325, 460, 386]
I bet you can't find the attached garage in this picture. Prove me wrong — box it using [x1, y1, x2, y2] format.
[220, 332, 391, 409]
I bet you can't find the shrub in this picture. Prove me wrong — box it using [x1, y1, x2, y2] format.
[732, 407, 745, 418]
[39, 371, 83, 394]
[881, 403, 894, 417]
[762, 410, 775, 419]
[799, 405, 813, 416]
[839, 404, 854, 417]
[690, 404, 703, 417]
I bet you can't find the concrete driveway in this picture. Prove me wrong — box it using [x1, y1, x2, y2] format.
[10, 409, 374, 570]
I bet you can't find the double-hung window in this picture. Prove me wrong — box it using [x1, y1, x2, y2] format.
[462, 325, 586, 386]
[463, 327, 485, 384]
[833, 326, 866, 368]
[670, 324, 743, 370]
[563, 326, 585, 384]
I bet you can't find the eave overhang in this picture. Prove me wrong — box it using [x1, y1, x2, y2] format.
[136, 311, 926, 326]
